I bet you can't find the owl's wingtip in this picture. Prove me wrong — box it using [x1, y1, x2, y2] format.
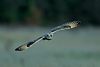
[15, 48, 21, 51]
[72, 21, 81, 24]
[15, 47, 24, 51]
[76, 21, 81, 24]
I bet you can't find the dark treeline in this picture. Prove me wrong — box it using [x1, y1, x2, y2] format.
[0, 0, 100, 26]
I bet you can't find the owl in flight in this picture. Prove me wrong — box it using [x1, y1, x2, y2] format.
[15, 21, 79, 51]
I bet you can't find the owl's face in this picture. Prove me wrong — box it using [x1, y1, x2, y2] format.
[43, 33, 53, 40]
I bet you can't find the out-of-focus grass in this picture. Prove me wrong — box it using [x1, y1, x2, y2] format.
[0, 27, 100, 67]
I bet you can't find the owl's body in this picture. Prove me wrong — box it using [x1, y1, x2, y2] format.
[15, 21, 79, 51]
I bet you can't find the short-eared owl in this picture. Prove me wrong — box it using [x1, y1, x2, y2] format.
[15, 21, 79, 51]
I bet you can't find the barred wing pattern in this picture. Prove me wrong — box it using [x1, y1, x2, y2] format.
[15, 36, 43, 51]
[50, 21, 79, 34]
[15, 21, 79, 51]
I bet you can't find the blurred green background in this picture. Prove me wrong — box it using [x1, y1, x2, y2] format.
[0, 0, 100, 67]
[0, 0, 100, 26]
[0, 28, 100, 67]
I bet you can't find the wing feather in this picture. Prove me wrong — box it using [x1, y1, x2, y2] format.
[50, 21, 79, 34]
[15, 36, 43, 51]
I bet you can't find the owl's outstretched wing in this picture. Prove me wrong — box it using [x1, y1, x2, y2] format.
[15, 36, 43, 51]
[50, 21, 79, 34]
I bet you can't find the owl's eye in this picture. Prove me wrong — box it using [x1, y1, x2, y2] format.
[50, 34, 52, 37]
